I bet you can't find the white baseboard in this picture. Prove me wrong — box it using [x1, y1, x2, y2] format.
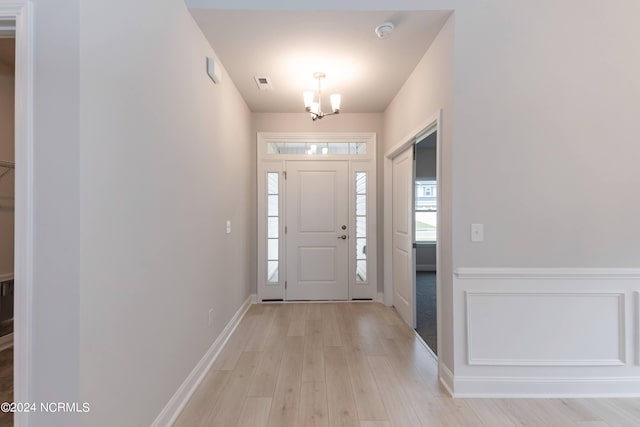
[439, 362, 454, 397]
[375, 292, 384, 303]
[152, 293, 255, 427]
[450, 375, 640, 398]
[0, 333, 12, 351]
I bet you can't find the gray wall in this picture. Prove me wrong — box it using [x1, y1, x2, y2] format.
[78, 0, 252, 425]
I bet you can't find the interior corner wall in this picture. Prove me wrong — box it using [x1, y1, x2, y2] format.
[383, 14, 454, 370]
[0, 39, 14, 277]
[78, 0, 252, 425]
[30, 1, 81, 426]
[251, 113, 385, 293]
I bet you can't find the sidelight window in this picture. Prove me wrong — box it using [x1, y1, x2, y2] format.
[355, 172, 367, 282]
[267, 172, 279, 282]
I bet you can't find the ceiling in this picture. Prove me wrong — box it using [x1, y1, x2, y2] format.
[189, 10, 450, 114]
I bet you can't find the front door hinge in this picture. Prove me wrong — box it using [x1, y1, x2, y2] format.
[283, 171, 287, 180]
[285, 226, 287, 234]
[285, 281, 287, 289]
[413, 144, 416, 160]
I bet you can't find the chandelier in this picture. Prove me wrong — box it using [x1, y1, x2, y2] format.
[303, 72, 341, 121]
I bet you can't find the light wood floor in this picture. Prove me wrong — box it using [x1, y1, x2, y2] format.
[174, 302, 640, 427]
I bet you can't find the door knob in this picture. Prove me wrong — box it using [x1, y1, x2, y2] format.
[337, 235, 347, 240]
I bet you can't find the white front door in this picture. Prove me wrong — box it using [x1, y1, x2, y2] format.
[286, 161, 349, 300]
[392, 148, 416, 327]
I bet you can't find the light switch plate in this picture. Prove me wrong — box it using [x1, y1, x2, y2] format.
[226, 220, 231, 234]
[471, 223, 484, 242]
[207, 56, 220, 84]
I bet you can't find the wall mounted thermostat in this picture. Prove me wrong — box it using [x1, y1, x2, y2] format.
[206, 56, 220, 84]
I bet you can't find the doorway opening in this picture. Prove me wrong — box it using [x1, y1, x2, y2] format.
[414, 130, 437, 355]
[0, 20, 14, 426]
[384, 110, 441, 358]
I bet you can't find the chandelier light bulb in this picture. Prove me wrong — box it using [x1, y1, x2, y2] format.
[330, 94, 341, 113]
[303, 91, 314, 109]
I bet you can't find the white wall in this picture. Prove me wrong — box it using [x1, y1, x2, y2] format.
[78, 0, 252, 425]
[252, 113, 385, 292]
[452, 0, 640, 268]
[0, 39, 14, 277]
[30, 1, 81, 425]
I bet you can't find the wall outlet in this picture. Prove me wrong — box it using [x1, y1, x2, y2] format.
[471, 223, 484, 242]
[208, 308, 214, 326]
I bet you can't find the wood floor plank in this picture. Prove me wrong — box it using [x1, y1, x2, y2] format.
[236, 397, 272, 427]
[324, 346, 359, 427]
[211, 312, 258, 371]
[575, 422, 612, 427]
[307, 303, 324, 321]
[367, 355, 422, 427]
[263, 305, 291, 352]
[299, 381, 329, 427]
[302, 320, 325, 382]
[581, 399, 640, 427]
[287, 304, 307, 337]
[247, 350, 283, 397]
[209, 351, 262, 427]
[173, 369, 230, 427]
[244, 305, 277, 351]
[343, 335, 388, 421]
[465, 398, 526, 427]
[322, 304, 343, 347]
[350, 333, 387, 356]
[498, 399, 576, 427]
[335, 302, 358, 337]
[359, 422, 391, 427]
[266, 336, 304, 427]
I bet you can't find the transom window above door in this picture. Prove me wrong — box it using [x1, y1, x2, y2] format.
[267, 141, 367, 156]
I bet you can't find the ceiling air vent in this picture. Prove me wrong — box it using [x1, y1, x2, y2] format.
[254, 76, 273, 91]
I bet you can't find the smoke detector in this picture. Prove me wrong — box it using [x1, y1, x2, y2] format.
[374, 22, 394, 39]
[254, 76, 273, 91]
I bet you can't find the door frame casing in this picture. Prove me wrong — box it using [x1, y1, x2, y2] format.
[384, 110, 442, 343]
[0, 1, 34, 426]
[256, 132, 377, 302]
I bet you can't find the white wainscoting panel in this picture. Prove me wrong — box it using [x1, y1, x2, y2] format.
[452, 268, 640, 396]
[466, 291, 625, 366]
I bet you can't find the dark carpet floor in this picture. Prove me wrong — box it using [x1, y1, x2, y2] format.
[416, 272, 437, 355]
